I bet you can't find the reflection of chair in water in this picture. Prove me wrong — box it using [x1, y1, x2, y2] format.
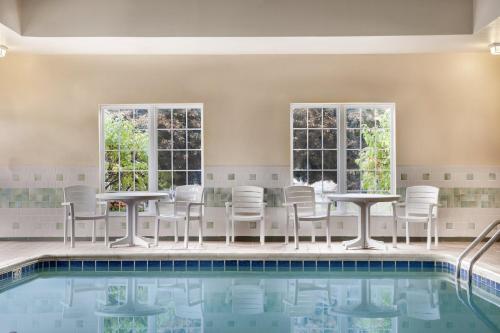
[226, 279, 266, 314]
[397, 279, 440, 320]
[157, 278, 204, 324]
[61, 278, 107, 319]
[283, 279, 333, 316]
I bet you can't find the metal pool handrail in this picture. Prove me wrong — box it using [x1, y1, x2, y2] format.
[455, 219, 500, 284]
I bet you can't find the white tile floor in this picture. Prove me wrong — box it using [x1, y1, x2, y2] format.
[1, 240, 499, 280]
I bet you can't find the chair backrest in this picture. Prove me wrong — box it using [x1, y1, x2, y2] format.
[405, 186, 439, 217]
[284, 186, 316, 217]
[174, 185, 203, 216]
[63, 185, 97, 215]
[231, 186, 264, 216]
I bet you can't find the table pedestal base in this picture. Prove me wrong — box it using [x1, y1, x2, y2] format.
[110, 235, 154, 248]
[342, 237, 386, 250]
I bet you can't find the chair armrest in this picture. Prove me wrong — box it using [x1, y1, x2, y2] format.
[61, 202, 72, 206]
[392, 202, 406, 207]
[186, 202, 204, 218]
[97, 201, 108, 206]
[225, 202, 232, 208]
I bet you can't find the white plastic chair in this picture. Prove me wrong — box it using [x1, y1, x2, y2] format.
[155, 185, 204, 249]
[284, 186, 332, 249]
[62, 185, 109, 248]
[392, 186, 440, 250]
[225, 186, 266, 245]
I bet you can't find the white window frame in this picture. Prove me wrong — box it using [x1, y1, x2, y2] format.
[98, 103, 204, 214]
[290, 103, 396, 195]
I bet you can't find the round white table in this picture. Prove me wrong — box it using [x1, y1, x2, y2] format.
[96, 192, 169, 248]
[328, 194, 399, 250]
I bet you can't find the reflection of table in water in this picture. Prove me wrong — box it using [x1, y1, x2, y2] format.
[328, 194, 399, 249]
[95, 279, 165, 317]
[332, 280, 399, 319]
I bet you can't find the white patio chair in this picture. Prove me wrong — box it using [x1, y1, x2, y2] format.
[225, 186, 266, 245]
[154, 185, 204, 249]
[284, 186, 332, 249]
[62, 185, 109, 248]
[392, 186, 440, 250]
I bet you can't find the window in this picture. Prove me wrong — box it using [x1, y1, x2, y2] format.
[100, 104, 203, 211]
[290, 103, 395, 195]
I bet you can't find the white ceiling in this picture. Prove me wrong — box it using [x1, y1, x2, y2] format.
[0, 0, 498, 55]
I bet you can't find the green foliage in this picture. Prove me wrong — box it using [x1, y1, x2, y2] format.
[104, 111, 149, 192]
[356, 111, 391, 192]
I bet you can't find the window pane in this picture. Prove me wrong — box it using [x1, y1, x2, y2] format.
[293, 108, 307, 128]
[293, 150, 307, 170]
[308, 130, 322, 149]
[293, 130, 307, 149]
[188, 151, 202, 170]
[293, 171, 307, 184]
[105, 172, 119, 191]
[376, 108, 391, 128]
[120, 172, 134, 191]
[173, 130, 186, 149]
[362, 108, 375, 128]
[323, 171, 337, 191]
[105, 151, 119, 171]
[323, 150, 337, 170]
[187, 130, 202, 149]
[134, 151, 148, 171]
[346, 108, 360, 128]
[323, 108, 337, 128]
[308, 150, 322, 169]
[134, 109, 148, 129]
[158, 130, 172, 149]
[187, 108, 202, 128]
[173, 109, 186, 129]
[157, 109, 171, 129]
[158, 151, 171, 170]
[323, 129, 337, 149]
[173, 151, 187, 170]
[135, 172, 148, 191]
[158, 171, 172, 190]
[129, 129, 149, 151]
[347, 171, 361, 191]
[308, 171, 322, 185]
[173, 171, 187, 186]
[120, 151, 134, 170]
[188, 171, 202, 185]
[346, 150, 360, 169]
[308, 108, 322, 128]
[346, 129, 360, 149]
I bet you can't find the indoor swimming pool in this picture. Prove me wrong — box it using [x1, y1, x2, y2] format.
[0, 266, 498, 333]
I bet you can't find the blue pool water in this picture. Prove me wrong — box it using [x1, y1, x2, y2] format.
[0, 272, 499, 333]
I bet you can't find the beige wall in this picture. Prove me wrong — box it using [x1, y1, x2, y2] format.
[0, 53, 499, 168]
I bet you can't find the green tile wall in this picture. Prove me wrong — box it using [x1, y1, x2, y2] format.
[397, 187, 500, 209]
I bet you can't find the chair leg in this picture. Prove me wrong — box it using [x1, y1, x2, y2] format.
[311, 223, 316, 243]
[70, 211, 75, 248]
[231, 219, 235, 243]
[184, 217, 190, 249]
[325, 218, 331, 248]
[260, 218, 265, 246]
[285, 215, 289, 245]
[405, 221, 410, 245]
[63, 215, 68, 245]
[154, 218, 160, 247]
[92, 219, 96, 243]
[226, 216, 230, 245]
[174, 221, 179, 243]
[294, 220, 299, 250]
[104, 217, 109, 247]
[198, 217, 203, 245]
[434, 219, 439, 247]
[427, 219, 432, 250]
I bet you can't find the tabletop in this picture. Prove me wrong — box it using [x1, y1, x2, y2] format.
[96, 192, 169, 201]
[327, 193, 400, 203]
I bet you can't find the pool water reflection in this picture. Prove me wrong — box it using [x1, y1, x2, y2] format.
[0, 273, 498, 332]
